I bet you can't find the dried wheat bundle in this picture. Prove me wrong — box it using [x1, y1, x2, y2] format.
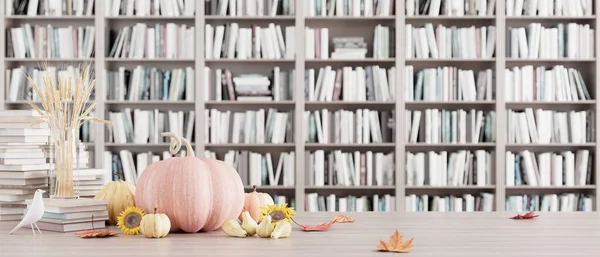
[26, 63, 110, 198]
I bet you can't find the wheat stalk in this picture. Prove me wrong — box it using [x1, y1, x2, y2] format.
[26, 63, 111, 198]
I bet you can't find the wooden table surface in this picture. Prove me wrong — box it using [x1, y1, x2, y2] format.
[1, 212, 600, 257]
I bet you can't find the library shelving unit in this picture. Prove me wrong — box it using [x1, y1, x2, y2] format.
[0, 0, 598, 213]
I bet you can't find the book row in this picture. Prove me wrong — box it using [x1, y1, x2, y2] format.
[204, 150, 295, 187]
[206, 108, 292, 144]
[7, 64, 593, 103]
[101, 148, 597, 188]
[303, 109, 394, 144]
[307, 150, 394, 187]
[508, 23, 594, 59]
[406, 24, 496, 59]
[406, 109, 496, 144]
[7, 24, 95, 59]
[306, 0, 394, 17]
[507, 108, 593, 144]
[105, 66, 195, 101]
[406, 150, 492, 186]
[109, 23, 195, 59]
[106, 0, 195, 16]
[505, 193, 592, 212]
[305, 193, 395, 212]
[7, 0, 95, 16]
[205, 23, 294, 60]
[204, 0, 294, 16]
[405, 193, 495, 212]
[506, 150, 593, 187]
[306, 26, 394, 59]
[8, 0, 596, 18]
[107, 109, 195, 144]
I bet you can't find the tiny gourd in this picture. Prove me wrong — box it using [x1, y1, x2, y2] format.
[140, 208, 171, 238]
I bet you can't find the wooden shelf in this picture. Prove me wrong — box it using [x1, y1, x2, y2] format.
[2, 1, 599, 213]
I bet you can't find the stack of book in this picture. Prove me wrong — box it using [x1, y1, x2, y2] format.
[331, 37, 367, 59]
[26, 198, 109, 232]
[234, 73, 272, 101]
[0, 110, 51, 221]
[74, 168, 111, 198]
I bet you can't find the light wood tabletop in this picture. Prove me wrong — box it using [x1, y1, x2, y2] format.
[1, 212, 600, 257]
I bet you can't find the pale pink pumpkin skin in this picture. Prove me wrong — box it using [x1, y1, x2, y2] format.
[135, 155, 245, 233]
[199, 158, 245, 231]
[239, 186, 275, 222]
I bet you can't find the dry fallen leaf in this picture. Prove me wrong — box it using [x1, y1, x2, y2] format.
[298, 220, 336, 232]
[509, 211, 539, 220]
[76, 229, 117, 238]
[377, 229, 414, 253]
[333, 214, 355, 223]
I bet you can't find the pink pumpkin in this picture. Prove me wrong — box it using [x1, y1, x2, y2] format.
[239, 185, 275, 222]
[135, 132, 245, 233]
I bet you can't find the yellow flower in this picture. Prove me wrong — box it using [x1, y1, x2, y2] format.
[260, 203, 295, 224]
[117, 206, 145, 235]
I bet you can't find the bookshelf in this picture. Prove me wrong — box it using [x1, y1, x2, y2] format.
[1, 0, 598, 213]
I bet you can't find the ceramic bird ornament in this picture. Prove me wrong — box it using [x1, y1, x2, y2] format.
[8, 189, 46, 235]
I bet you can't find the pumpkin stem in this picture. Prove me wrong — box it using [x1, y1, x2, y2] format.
[253, 185, 257, 192]
[154, 208, 157, 214]
[161, 132, 195, 157]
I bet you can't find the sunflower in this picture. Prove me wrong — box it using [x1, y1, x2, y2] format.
[260, 203, 295, 224]
[117, 206, 145, 235]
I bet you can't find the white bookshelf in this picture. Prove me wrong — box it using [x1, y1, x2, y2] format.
[1, 0, 598, 213]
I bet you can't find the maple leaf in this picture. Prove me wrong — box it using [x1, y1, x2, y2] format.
[377, 229, 414, 253]
[333, 214, 355, 223]
[74, 215, 117, 238]
[298, 220, 336, 232]
[509, 211, 539, 220]
[76, 229, 117, 238]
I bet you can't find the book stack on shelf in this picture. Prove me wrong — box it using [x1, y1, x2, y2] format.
[206, 108, 293, 144]
[307, 151, 394, 187]
[6, 65, 95, 101]
[505, 193, 593, 212]
[25, 198, 109, 232]
[107, 108, 195, 144]
[330, 37, 368, 59]
[0, 110, 50, 221]
[204, 67, 294, 101]
[306, 26, 394, 59]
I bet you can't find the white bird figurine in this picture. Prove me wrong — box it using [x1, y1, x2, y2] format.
[8, 189, 46, 235]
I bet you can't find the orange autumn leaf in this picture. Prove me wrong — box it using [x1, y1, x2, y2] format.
[333, 214, 355, 223]
[377, 229, 414, 253]
[509, 211, 539, 220]
[76, 229, 117, 238]
[299, 220, 336, 232]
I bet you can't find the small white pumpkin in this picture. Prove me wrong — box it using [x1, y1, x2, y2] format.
[140, 208, 171, 238]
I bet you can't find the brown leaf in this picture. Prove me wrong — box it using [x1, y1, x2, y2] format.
[76, 229, 117, 238]
[333, 214, 355, 223]
[299, 220, 336, 232]
[509, 211, 539, 220]
[377, 229, 414, 253]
